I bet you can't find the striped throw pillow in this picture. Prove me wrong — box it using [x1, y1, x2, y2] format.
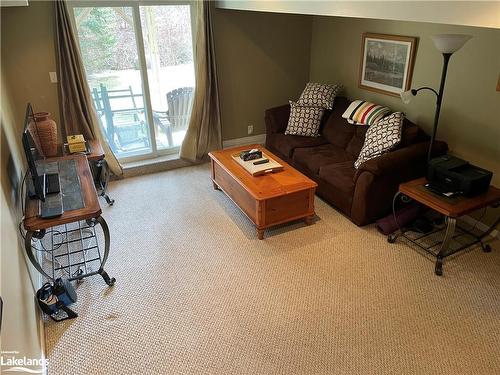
[342, 100, 391, 126]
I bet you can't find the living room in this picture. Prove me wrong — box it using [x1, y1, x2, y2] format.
[1, 1, 499, 374]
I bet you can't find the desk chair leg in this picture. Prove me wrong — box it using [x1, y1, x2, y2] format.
[95, 216, 116, 286]
[435, 216, 456, 276]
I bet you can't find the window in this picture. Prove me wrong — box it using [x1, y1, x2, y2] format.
[71, 2, 195, 162]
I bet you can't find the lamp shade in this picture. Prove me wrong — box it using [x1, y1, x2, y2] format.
[400, 90, 415, 104]
[431, 34, 472, 53]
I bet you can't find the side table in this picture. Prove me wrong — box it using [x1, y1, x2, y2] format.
[23, 154, 115, 286]
[388, 177, 500, 276]
[63, 139, 115, 206]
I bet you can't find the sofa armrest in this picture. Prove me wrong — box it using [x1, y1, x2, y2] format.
[355, 140, 448, 179]
[349, 140, 448, 225]
[265, 104, 290, 135]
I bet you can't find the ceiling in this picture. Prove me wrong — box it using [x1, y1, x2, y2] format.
[216, 1, 500, 29]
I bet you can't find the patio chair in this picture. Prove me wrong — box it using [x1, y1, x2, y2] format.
[95, 84, 149, 152]
[153, 87, 194, 147]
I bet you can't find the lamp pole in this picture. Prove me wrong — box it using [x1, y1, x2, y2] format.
[428, 53, 452, 164]
[401, 34, 472, 165]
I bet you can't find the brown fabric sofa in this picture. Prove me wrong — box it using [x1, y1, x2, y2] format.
[265, 96, 448, 226]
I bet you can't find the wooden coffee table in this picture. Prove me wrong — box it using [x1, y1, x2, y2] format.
[209, 145, 317, 239]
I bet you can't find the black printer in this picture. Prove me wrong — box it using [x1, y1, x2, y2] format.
[426, 155, 492, 197]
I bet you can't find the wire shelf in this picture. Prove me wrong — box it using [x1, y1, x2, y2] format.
[36, 220, 105, 282]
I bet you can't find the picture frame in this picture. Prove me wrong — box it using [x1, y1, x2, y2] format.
[359, 33, 418, 97]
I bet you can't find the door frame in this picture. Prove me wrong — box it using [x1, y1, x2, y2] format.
[68, 0, 196, 163]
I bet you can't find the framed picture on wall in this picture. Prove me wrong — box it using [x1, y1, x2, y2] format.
[359, 33, 418, 97]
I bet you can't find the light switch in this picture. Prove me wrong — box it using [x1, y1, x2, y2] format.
[49, 71, 58, 83]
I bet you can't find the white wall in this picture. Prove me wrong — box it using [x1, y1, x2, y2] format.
[217, 1, 500, 29]
[1, 67, 44, 374]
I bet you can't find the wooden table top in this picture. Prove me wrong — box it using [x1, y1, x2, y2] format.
[24, 154, 101, 231]
[61, 139, 105, 161]
[400, 177, 500, 218]
[209, 144, 317, 200]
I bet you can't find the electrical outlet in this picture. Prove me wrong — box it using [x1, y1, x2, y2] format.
[247, 125, 254, 135]
[49, 72, 58, 83]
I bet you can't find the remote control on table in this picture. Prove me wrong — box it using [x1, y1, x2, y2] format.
[253, 159, 269, 165]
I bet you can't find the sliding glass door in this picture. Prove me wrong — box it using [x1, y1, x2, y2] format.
[71, 2, 195, 161]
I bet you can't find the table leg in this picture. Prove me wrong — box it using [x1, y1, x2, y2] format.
[95, 216, 115, 286]
[95, 159, 115, 206]
[388, 192, 404, 243]
[435, 216, 456, 276]
[304, 215, 314, 225]
[24, 230, 54, 281]
[257, 228, 265, 240]
[477, 215, 500, 253]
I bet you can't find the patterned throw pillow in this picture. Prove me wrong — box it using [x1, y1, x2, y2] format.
[342, 100, 391, 126]
[354, 112, 404, 169]
[297, 82, 343, 110]
[285, 101, 325, 137]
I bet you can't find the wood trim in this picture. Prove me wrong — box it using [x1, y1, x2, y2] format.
[209, 144, 317, 201]
[399, 178, 500, 218]
[358, 32, 418, 97]
[24, 155, 101, 231]
[210, 145, 317, 239]
[61, 139, 104, 161]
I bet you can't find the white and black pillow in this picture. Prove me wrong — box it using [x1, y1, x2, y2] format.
[354, 112, 404, 169]
[297, 82, 343, 110]
[285, 101, 325, 137]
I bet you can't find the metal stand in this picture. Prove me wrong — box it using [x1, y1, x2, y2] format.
[24, 216, 115, 286]
[388, 192, 499, 276]
[91, 159, 115, 206]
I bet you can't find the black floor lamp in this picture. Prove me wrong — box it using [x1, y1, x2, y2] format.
[400, 34, 472, 164]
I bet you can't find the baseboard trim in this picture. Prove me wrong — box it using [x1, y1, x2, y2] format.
[222, 134, 266, 149]
[39, 311, 48, 375]
[462, 215, 500, 240]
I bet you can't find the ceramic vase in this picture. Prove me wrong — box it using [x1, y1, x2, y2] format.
[34, 112, 58, 157]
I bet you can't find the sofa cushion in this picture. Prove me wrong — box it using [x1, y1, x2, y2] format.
[345, 126, 369, 158]
[317, 162, 357, 216]
[319, 162, 356, 195]
[266, 133, 329, 159]
[297, 82, 343, 110]
[399, 120, 428, 147]
[342, 99, 391, 126]
[321, 96, 355, 149]
[354, 112, 404, 169]
[292, 144, 354, 175]
[285, 101, 325, 137]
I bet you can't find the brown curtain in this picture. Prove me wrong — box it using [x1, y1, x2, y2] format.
[55, 0, 123, 176]
[180, 0, 222, 162]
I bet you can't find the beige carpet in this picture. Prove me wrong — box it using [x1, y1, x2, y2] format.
[44, 163, 500, 375]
